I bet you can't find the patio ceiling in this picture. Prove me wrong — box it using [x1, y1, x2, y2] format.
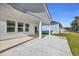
[9, 3, 45, 13]
[9, 3, 51, 24]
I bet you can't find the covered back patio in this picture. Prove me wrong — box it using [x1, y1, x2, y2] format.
[0, 3, 51, 52]
[9, 3, 52, 39]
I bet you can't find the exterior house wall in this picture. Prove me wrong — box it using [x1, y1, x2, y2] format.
[0, 18, 37, 40]
[51, 24, 64, 34]
[0, 4, 38, 40]
[0, 3, 51, 40]
[24, 23, 36, 35]
[0, 20, 6, 34]
[42, 24, 63, 34]
[51, 24, 60, 34]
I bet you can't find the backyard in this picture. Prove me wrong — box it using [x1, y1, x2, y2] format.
[52, 32, 79, 56]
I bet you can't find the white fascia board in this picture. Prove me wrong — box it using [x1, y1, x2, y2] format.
[43, 3, 52, 23]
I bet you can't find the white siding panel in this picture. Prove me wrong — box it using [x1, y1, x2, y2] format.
[0, 20, 6, 34]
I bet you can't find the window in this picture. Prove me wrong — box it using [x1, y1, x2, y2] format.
[18, 22, 23, 32]
[25, 24, 29, 31]
[7, 20, 15, 32]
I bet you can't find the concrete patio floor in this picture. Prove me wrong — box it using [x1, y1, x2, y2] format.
[0, 36, 34, 53]
[0, 35, 72, 56]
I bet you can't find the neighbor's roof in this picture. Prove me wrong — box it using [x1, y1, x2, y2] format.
[51, 21, 63, 28]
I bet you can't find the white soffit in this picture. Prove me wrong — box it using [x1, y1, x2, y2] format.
[0, 4, 39, 24]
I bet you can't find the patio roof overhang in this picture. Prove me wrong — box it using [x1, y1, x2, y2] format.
[8, 3, 51, 25]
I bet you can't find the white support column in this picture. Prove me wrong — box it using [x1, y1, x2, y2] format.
[49, 25, 51, 35]
[15, 21, 18, 32]
[39, 21, 42, 39]
[23, 23, 25, 32]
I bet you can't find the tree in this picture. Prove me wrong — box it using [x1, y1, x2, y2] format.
[71, 20, 76, 31]
[71, 16, 79, 31]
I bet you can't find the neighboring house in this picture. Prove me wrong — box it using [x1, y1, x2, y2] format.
[0, 3, 51, 40]
[42, 21, 63, 34]
[71, 16, 79, 32]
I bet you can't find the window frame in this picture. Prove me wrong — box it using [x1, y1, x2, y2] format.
[7, 20, 15, 32]
[18, 22, 23, 32]
[25, 23, 29, 32]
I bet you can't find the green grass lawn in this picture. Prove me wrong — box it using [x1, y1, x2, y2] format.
[52, 32, 79, 56]
[52, 33, 66, 37]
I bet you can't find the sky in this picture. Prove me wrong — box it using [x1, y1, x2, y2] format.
[47, 3, 79, 27]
